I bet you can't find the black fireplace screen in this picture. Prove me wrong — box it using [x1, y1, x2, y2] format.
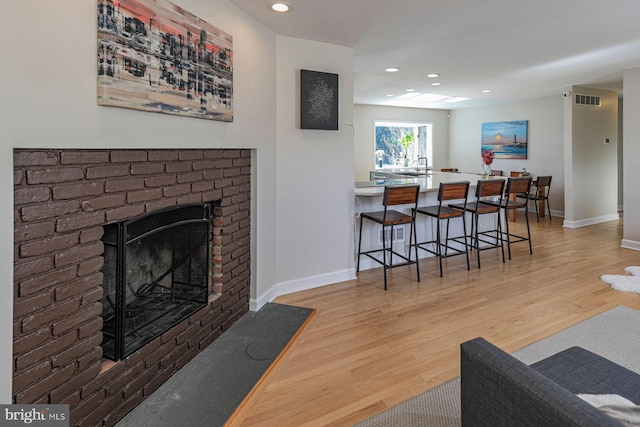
[101, 203, 211, 360]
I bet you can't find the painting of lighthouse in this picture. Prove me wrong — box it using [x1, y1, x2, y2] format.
[481, 120, 528, 159]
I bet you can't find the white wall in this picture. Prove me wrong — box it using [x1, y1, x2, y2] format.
[622, 68, 640, 250]
[449, 95, 565, 216]
[265, 36, 356, 305]
[353, 105, 450, 182]
[0, 0, 279, 403]
[1, 2, 360, 400]
[618, 98, 624, 210]
[564, 87, 619, 227]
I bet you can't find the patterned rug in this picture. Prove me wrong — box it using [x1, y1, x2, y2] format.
[353, 305, 640, 427]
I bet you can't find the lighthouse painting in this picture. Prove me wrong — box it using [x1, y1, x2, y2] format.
[481, 120, 528, 159]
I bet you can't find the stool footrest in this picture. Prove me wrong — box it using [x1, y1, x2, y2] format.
[416, 240, 468, 259]
[500, 231, 529, 245]
[459, 230, 503, 252]
[360, 248, 417, 269]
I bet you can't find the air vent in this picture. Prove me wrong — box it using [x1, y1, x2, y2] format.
[574, 94, 601, 106]
[378, 226, 405, 244]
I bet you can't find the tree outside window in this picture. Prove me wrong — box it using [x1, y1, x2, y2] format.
[374, 121, 433, 168]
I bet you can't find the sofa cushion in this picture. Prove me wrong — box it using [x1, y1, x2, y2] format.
[460, 337, 625, 427]
[531, 346, 640, 404]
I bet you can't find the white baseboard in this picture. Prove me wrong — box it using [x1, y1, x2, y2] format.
[549, 209, 564, 219]
[250, 268, 356, 311]
[249, 283, 280, 312]
[522, 207, 564, 220]
[621, 239, 640, 251]
[563, 213, 620, 229]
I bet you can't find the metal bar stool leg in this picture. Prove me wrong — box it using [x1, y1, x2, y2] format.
[445, 218, 451, 257]
[525, 205, 533, 254]
[494, 211, 505, 264]
[382, 224, 388, 290]
[411, 219, 420, 282]
[463, 212, 470, 270]
[436, 218, 444, 277]
[504, 208, 512, 260]
[357, 215, 363, 272]
[474, 212, 481, 268]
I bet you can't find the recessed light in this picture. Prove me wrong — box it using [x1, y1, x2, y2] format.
[385, 67, 400, 73]
[482, 89, 492, 93]
[386, 94, 394, 97]
[269, 2, 291, 12]
[431, 82, 441, 86]
[427, 73, 440, 78]
[406, 88, 415, 92]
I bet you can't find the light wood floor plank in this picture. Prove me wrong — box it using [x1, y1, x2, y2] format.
[227, 214, 640, 427]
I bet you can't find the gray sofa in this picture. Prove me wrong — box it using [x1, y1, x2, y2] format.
[460, 337, 640, 426]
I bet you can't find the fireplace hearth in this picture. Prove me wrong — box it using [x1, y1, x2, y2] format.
[101, 203, 212, 360]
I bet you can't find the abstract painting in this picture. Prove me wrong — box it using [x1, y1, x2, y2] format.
[300, 70, 338, 130]
[481, 120, 528, 159]
[97, 0, 233, 121]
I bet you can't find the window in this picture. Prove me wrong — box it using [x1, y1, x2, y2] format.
[374, 121, 433, 168]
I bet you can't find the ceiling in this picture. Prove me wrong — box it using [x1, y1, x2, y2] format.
[228, 0, 640, 109]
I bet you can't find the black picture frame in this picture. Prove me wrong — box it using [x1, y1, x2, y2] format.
[300, 69, 338, 130]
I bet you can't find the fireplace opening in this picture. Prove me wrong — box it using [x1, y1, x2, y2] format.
[101, 203, 212, 360]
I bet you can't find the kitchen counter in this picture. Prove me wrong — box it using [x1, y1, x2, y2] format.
[355, 171, 492, 196]
[368, 167, 431, 181]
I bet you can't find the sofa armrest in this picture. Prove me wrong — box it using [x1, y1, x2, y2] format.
[460, 337, 624, 427]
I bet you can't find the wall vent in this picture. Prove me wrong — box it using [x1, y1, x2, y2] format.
[378, 226, 405, 244]
[574, 94, 601, 106]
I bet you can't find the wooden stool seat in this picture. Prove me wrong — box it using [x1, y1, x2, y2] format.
[361, 209, 416, 225]
[416, 205, 465, 219]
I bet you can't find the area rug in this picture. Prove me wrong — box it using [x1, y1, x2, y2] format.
[115, 302, 315, 427]
[600, 266, 640, 294]
[353, 305, 640, 427]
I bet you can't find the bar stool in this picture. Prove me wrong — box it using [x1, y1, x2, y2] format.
[356, 184, 420, 290]
[483, 176, 533, 260]
[414, 181, 470, 277]
[518, 176, 552, 222]
[450, 179, 505, 268]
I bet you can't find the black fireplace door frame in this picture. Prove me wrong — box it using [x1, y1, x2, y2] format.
[102, 203, 211, 360]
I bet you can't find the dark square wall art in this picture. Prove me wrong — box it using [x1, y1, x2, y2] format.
[300, 69, 338, 130]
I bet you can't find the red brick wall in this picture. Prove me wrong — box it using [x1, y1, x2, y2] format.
[13, 149, 251, 426]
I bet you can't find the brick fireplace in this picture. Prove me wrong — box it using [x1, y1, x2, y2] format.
[13, 149, 251, 426]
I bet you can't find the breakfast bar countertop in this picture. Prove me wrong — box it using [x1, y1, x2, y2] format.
[354, 171, 494, 196]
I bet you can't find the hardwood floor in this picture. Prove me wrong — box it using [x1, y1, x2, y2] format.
[227, 214, 640, 427]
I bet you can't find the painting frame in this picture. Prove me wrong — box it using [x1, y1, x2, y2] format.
[97, 0, 233, 121]
[300, 69, 339, 130]
[481, 120, 528, 159]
